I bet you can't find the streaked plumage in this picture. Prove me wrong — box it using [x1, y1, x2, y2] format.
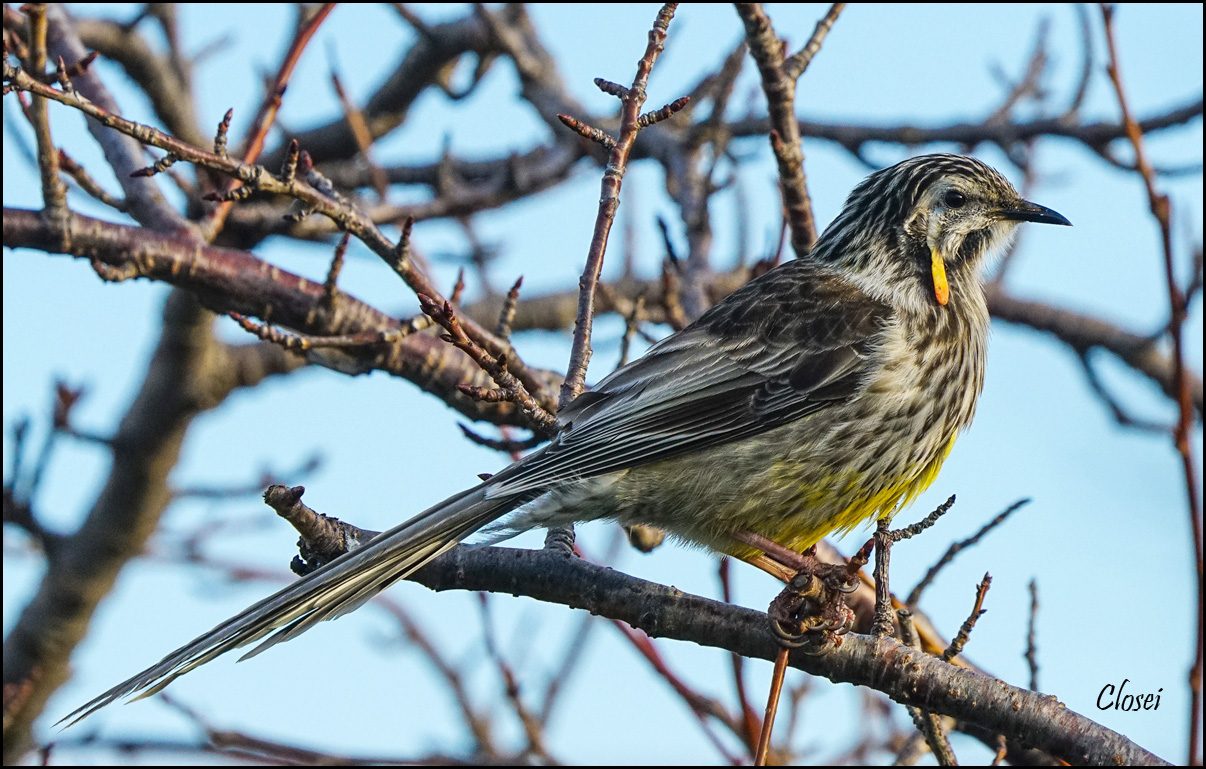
[63, 154, 1069, 724]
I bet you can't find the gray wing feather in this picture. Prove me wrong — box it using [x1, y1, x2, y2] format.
[488, 262, 890, 496]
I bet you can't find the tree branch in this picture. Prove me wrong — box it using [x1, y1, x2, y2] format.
[3, 207, 562, 426]
[408, 545, 1171, 767]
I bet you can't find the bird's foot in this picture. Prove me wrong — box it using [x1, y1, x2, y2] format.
[765, 547, 859, 652]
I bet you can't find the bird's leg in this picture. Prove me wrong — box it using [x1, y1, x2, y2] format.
[733, 530, 812, 573]
[743, 553, 797, 583]
[737, 535, 862, 767]
[733, 533, 860, 650]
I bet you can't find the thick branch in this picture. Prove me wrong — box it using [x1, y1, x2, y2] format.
[735, 3, 818, 253]
[3, 208, 562, 425]
[987, 288, 1203, 416]
[409, 546, 1171, 767]
[43, 5, 189, 233]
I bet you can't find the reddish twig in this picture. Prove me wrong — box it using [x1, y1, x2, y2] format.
[754, 647, 789, 766]
[608, 618, 743, 765]
[203, 3, 335, 240]
[719, 559, 761, 758]
[1100, 8, 1202, 763]
[557, 3, 681, 408]
[330, 68, 389, 200]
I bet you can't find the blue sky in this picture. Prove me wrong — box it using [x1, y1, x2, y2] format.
[3, 3, 1203, 764]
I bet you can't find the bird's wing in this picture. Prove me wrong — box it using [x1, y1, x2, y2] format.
[487, 261, 892, 497]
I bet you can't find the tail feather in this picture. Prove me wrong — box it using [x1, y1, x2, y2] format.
[59, 482, 522, 727]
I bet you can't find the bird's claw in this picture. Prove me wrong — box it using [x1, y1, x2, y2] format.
[766, 558, 857, 652]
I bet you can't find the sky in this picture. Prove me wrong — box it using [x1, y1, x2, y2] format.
[3, 3, 1203, 765]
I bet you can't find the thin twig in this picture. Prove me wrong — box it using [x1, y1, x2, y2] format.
[321, 232, 349, 311]
[783, 3, 845, 81]
[719, 559, 762, 758]
[984, 17, 1050, 124]
[906, 499, 1029, 606]
[1025, 578, 1040, 692]
[616, 292, 647, 369]
[330, 68, 389, 201]
[897, 609, 959, 766]
[1078, 351, 1169, 432]
[942, 573, 992, 662]
[476, 594, 552, 761]
[57, 149, 126, 211]
[418, 295, 558, 435]
[22, 5, 69, 237]
[1100, 9, 1202, 761]
[456, 423, 544, 454]
[203, 3, 335, 240]
[1065, 4, 1094, 118]
[557, 3, 680, 407]
[495, 276, 522, 341]
[229, 313, 399, 352]
[608, 618, 743, 764]
[536, 611, 598, 727]
[888, 494, 957, 543]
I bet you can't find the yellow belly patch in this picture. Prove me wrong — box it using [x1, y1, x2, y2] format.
[767, 432, 959, 552]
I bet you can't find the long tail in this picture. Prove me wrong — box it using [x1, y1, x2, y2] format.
[60, 482, 523, 726]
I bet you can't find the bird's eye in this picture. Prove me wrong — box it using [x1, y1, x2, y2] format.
[943, 190, 967, 209]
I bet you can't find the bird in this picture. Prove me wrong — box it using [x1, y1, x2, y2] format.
[62, 153, 1070, 724]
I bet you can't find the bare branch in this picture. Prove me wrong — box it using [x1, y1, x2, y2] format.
[558, 4, 681, 407]
[1100, 8, 1202, 762]
[734, 3, 823, 253]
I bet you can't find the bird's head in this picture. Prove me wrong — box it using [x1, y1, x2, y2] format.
[815, 154, 1070, 311]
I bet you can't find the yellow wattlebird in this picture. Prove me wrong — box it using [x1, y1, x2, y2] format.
[64, 153, 1070, 724]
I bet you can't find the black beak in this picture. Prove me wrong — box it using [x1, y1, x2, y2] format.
[1000, 200, 1072, 226]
